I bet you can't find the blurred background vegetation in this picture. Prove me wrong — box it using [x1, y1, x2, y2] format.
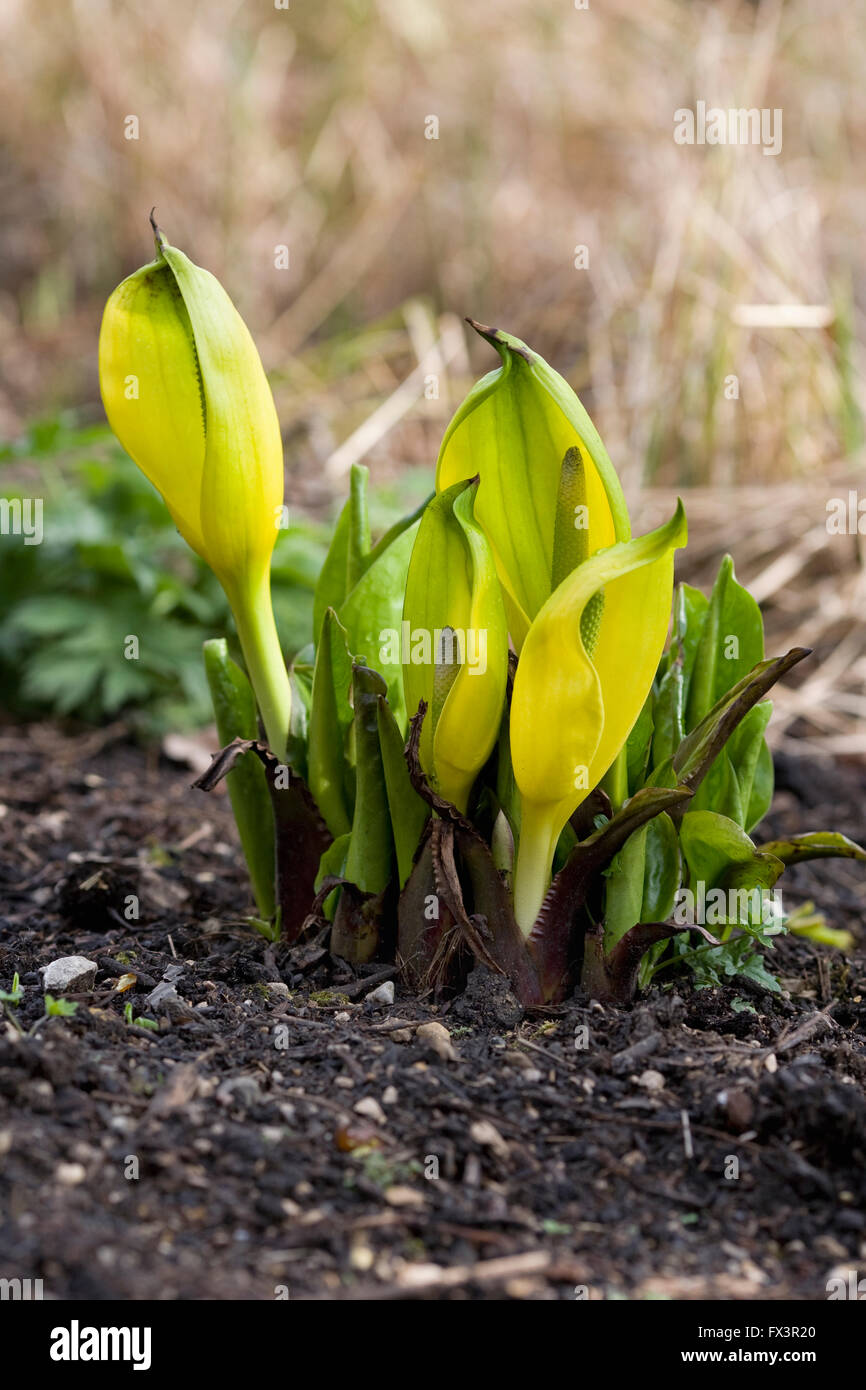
[0, 0, 863, 743]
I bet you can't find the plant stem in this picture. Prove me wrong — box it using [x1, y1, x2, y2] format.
[513, 800, 561, 935]
[226, 570, 291, 763]
[601, 746, 629, 812]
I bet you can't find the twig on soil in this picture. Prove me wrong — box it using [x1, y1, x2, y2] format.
[680, 1108, 694, 1160]
[314, 1249, 555, 1300]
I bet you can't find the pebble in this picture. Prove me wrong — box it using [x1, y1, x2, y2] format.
[612, 1032, 661, 1074]
[41, 956, 97, 993]
[382, 1086, 399, 1106]
[638, 1069, 665, 1092]
[216, 1076, 262, 1108]
[469, 1119, 509, 1157]
[814, 1234, 848, 1261]
[349, 1240, 375, 1271]
[390, 1029, 413, 1044]
[718, 1088, 754, 1132]
[504, 1049, 535, 1071]
[384, 1185, 425, 1208]
[416, 1021, 457, 1061]
[365, 980, 395, 1007]
[55, 1161, 87, 1186]
[264, 982, 289, 1001]
[354, 1096, 387, 1125]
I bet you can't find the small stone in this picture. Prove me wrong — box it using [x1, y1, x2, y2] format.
[391, 1029, 413, 1044]
[354, 1096, 386, 1125]
[216, 1076, 262, 1108]
[720, 1088, 753, 1132]
[365, 980, 395, 1007]
[56, 1161, 87, 1186]
[764, 1053, 778, 1073]
[506, 1277, 542, 1299]
[41, 956, 97, 994]
[463, 1153, 482, 1186]
[384, 1185, 425, 1208]
[504, 1050, 535, 1071]
[382, 1086, 399, 1106]
[612, 1032, 661, 1074]
[349, 1240, 375, 1271]
[416, 1021, 457, 1061]
[470, 1119, 509, 1157]
[814, 1235, 848, 1261]
[264, 982, 289, 1001]
[638, 1069, 665, 1092]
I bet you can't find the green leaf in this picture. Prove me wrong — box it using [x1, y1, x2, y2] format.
[346, 463, 372, 590]
[101, 665, 153, 713]
[307, 609, 354, 837]
[680, 810, 784, 907]
[603, 828, 647, 953]
[641, 812, 681, 922]
[672, 932, 781, 994]
[651, 583, 708, 769]
[203, 638, 276, 920]
[313, 465, 428, 650]
[745, 739, 774, 832]
[343, 666, 394, 895]
[312, 466, 365, 644]
[626, 693, 654, 794]
[703, 699, 772, 828]
[685, 556, 764, 730]
[757, 831, 866, 865]
[44, 994, 79, 1017]
[315, 832, 351, 920]
[337, 519, 420, 727]
[376, 696, 429, 887]
[668, 648, 810, 796]
[603, 809, 681, 953]
[285, 658, 312, 780]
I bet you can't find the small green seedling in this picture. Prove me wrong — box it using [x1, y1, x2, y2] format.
[44, 994, 79, 1018]
[123, 1002, 159, 1031]
[0, 972, 23, 1007]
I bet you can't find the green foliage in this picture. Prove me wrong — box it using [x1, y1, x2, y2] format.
[203, 638, 276, 920]
[667, 923, 785, 994]
[312, 463, 429, 728]
[44, 994, 79, 1017]
[605, 556, 814, 993]
[0, 419, 327, 734]
[0, 973, 23, 1006]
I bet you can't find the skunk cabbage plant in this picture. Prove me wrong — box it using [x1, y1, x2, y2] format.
[99, 229, 866, 1007]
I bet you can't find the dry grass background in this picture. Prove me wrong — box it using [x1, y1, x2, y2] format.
[0, 0, 863, 751]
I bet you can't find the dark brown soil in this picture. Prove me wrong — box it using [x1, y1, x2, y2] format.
[1, 724, 865, 1301]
